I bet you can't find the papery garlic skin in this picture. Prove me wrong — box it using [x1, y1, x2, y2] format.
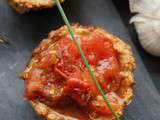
[129, 0, 160, 16]
[129, 0, 160, 56]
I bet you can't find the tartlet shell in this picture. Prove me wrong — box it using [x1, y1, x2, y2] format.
[24, 24, 136, 120]
[8, 0, 64, 13]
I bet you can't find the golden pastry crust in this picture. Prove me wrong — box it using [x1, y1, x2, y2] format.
[8, 0, 65, 13]
[23, 24, 136, 120]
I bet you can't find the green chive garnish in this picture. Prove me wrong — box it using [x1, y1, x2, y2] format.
[55, 0, 120, 119]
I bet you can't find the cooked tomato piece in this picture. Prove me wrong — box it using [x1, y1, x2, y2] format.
[36, 53, 57, 69]
[64, 78, 96, 106]
[104, 57, 120, 79]
[61, 34, 122, 107]
[67, 35, 117, 65]
[98, 57, 121, 92]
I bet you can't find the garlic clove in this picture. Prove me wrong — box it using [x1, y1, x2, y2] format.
[131, 15, 160, 56]
[129, 0, 160, 17]
[129, 0, 160, 56]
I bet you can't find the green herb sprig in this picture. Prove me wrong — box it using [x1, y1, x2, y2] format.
[55, 0, 120, 120]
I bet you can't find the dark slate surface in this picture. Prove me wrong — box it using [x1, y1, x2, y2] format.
[0, 0, 159, 120]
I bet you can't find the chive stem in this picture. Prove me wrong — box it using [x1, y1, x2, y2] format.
[55, 0, 120, 120]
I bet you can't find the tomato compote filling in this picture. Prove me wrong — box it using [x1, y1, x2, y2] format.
[22, 31, 123, 117]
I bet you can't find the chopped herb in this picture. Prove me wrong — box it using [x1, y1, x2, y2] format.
[55, 0, 120, 120]
[100, 79, 104, 83]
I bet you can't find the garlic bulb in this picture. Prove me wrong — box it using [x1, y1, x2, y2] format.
[129, 0, 160, 56]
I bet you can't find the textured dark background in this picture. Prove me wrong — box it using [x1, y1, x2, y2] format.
[0, 0, 160, 120]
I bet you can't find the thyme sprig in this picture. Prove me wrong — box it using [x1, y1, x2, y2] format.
[55, 0, 120, 119]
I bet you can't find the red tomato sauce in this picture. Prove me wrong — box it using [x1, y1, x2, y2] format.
[22, 32, 122, 118]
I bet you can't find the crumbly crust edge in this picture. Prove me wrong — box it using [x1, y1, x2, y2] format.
[8, 0, 65, 13]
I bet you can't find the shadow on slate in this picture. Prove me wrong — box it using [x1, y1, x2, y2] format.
[0, 0, 160, 120]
